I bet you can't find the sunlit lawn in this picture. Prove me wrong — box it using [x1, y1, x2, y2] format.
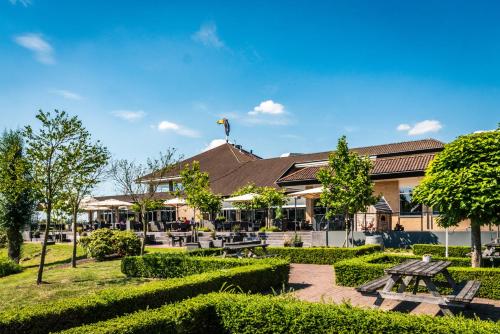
[0, 243, 162, 311]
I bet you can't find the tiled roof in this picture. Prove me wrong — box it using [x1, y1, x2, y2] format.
[95, 192, 174, 202]
[277, 153, 437, 184]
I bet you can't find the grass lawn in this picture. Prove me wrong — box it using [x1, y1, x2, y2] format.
[0, 243, 159, 311]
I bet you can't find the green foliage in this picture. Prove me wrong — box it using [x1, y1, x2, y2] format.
[413, 244, 471, 258]
[317, 136, 378, 220]
[0, 257, 22, 278]
[59, 293, 500, 334]
[231, 183, 287, 212]
[121, 253, 285, 278]
[334, 253, 500, 299]
[0, 130, 35, 263]
[254, 245, 381, 264]
[79, 229, 141, 260]
[0, 230, 6, 248]
[0, 261, 289, 334]
[259, 226, 280, 232]
[413, 129, 500, 227]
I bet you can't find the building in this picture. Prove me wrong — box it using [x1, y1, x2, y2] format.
[97, 138, 476, 232]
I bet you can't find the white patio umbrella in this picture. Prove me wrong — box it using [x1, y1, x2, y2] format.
[224, 193, 260, 202]
[91, 199, 133, 226]
[164, 198, 186, 221]
[288, 186, 323, 199]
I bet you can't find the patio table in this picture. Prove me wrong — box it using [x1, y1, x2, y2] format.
[357, 259, 481, 316]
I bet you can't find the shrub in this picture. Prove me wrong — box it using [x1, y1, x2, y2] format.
[0, 229, 7, 248]
[334, 253, 500, 299]
[413, 244, 471, 258]
[79, 229, 141, 260]
[259, 226, 280, 232]
[0, 259, 289, 334]
[0, 257, 22, 277]
[59, 293, 500, 334]
[254, 244, 381, 264]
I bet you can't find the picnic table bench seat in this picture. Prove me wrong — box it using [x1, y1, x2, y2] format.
[446, 280, 481, 304]
[356, 276, 391, 293]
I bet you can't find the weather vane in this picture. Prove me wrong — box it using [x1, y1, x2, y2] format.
[216, 118, 230, 142]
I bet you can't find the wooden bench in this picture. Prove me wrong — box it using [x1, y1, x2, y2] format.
[356, 276, 391, 294]
[447, 280, 481, 305]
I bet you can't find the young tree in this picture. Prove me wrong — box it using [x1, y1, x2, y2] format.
[24, 110, 96, 284]
[60, 137, 109, 268]
[413, 129, 500, 267]
[0, 130, 35, 263]
[317, 136, 378, 247]
[178, 161, 221, 233]
[110, 149, 178, 255]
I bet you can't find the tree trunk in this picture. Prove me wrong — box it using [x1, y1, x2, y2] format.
[37, 205, 51, 285]
[140, 210, 147, 256]
[343, 213, 350, 248]
[71, 208, 78, 268]
[6, 226, 23, 263]
[471, 220, 482, 268]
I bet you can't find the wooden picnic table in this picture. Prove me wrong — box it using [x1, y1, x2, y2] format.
[357, 259, 481, 316]
[222, 241, 269, 258]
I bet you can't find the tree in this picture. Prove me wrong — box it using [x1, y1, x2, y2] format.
[0, 130, 35, 263]
[110, 149, 178, 255]
[24, 110, 96, 284]
[59, 135, 109, 268]
[231, 183, 287, 228]
[178, 161, 221, 232]
[413, 128, 500, 267]
[317, 136, 378, 247]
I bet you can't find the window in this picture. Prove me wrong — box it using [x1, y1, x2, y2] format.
[399, 186, 422, 216]
[157, 183, 170, 192]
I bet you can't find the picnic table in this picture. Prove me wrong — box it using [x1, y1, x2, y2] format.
[222, 240, 269, 258]
[357, 259, 481, 316]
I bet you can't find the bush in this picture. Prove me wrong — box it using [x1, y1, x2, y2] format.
[0, 229, 7, 248]
[79, 229, 140, 260]
[259, 226, 280, 232]
[334, 253, 500, 299]
[0, 259, 289, 334]
[59, 293, 500, 334]
[122, 253, 263, 278]
[413, 244, 471, 258]
[0, 257, 22, 277]
[254, 244, 381, 264]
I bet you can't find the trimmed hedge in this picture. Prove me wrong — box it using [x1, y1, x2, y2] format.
[122, 253, 270, 278]
[413, 244, 471, 258]
[59, 293, 500, 334]
[335, 253, 500, 300]
[0, 257, 22, 278]
[254, 244, 381, 264]
[0, 259, 289, 334]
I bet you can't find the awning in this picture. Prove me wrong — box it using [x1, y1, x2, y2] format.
[224, 193, 260, 202]
[288, 186, 323, 199]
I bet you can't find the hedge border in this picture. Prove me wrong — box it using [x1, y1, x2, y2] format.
[0, 259, 289, 334]
[334, 253, 500, 300]
[413, 244, 471, 258]
[58, 293, 500, 334]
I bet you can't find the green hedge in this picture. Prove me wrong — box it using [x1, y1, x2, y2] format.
[334, 253, 500, 299]
[122, 253, 270, 278]
[0, 257, 22, 278]
[253, 244, 381, 264]
[0, 259, 289, 334]
[413, 244, 471, 258]
[58, 293, 500, 334]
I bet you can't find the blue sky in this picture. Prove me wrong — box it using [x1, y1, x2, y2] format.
[1, 1, 499, 193]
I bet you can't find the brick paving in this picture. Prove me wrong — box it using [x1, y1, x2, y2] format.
[289, 263, 500, 321]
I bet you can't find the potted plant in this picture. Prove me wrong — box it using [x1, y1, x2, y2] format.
[292, 233, 303, 247]
[283, 235, 292, 247]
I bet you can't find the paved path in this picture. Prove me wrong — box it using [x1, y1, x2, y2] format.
[289, 263, 500, 321]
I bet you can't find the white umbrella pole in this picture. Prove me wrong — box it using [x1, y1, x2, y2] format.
[445, 227, 449, 258]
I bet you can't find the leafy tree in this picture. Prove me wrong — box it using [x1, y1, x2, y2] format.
[0, 130, 35, 263]
[24, 110, 96, 284]
[110, 149, 178, 255]
[413, 128, 500, 267]
[59, 134, 109, 268]
[317, 136, 378, 247]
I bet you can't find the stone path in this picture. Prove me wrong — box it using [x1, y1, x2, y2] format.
[289, 263, 500, 321]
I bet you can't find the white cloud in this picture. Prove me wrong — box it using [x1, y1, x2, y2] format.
[192, 22, 224, 48]
[51, 89, 82, 100]
[112, 110, 146, 122]
[397, 124, 411, 131]
[249, 100, 285, 115]
[202, 139, 227, 152]
[9, 0, 31, 6]
[157, 120, 200, 138]
[14, 33, 54, 64]
[397, 120, 443, 136]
